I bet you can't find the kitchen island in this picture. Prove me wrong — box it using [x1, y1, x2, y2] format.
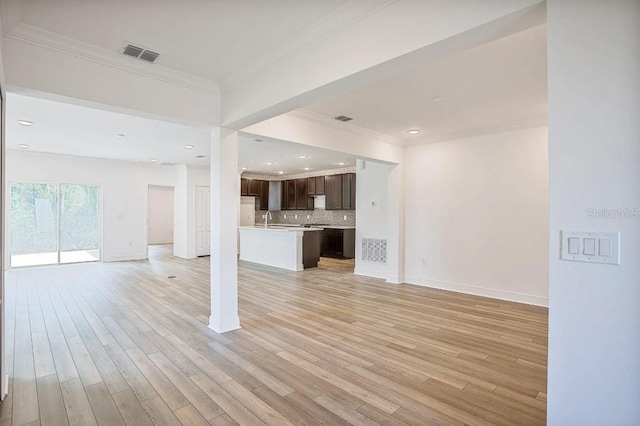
[238, 226, 323, 271]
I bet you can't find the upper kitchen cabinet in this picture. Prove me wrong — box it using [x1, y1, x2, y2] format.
[259, 180, 269, 210]
[325, 173, 356, 210]
[241, 178, 269, 210]
[325, 174, 342, 210]
[248, 179, 261, 196]
[284, 179, 297, 210]
[296, 178, 313, 210]
[281, 178, 314, 210]
[342, 173, 356, 210]
[240, 178, 249, 196]
[308, 176, 325, 196]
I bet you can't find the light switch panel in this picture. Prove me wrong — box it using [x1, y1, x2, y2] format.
[583, 238, 596, 255]
[561, 231, 620, 265]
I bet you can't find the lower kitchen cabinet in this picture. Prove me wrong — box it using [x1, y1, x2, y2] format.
[320, 228, 355, 259]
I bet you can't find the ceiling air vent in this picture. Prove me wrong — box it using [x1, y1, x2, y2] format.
[122, 42, 160, 63]
[334, 115, 353, 122]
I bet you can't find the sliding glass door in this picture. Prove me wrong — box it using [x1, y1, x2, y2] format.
[60, 184, 102, 264]
[10, 182, 101, 268]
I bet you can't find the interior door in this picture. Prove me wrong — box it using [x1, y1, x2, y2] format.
[196, 186, 210, 256]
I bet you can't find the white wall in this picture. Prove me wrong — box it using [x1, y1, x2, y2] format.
[5, 150, 177, 263]
[174, 164, 209, 259]
[355, 159, 390, 280]
[147, 185, 174, 244]
[547, 1, 640, 424]
[404, 126, 549, 306]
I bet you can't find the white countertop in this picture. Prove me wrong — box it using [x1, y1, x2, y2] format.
[319, 225, 356, 229]
[239, 226, 324, 232]
[249, 224, 356, 230]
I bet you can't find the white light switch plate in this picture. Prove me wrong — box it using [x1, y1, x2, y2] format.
[561, 231, 620, 265]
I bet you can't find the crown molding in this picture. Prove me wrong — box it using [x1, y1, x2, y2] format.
[287, 108, 406, 147]
[405, 116, 549, 147]
[5, 23, 220, 96]
[219, 0, 398, 94]
[243, 166, 356, 181]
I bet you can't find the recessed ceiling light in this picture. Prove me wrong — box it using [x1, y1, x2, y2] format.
[149, 158, 157, 163]
[278, 171, 285, 175]
[18, 144, 29, 149]
[432, 96, 446, 102]
[18, 120, 33, 126]
[407, 129, 421, 135]
[338, 162, 345, 166]
[184, 144, 194, 149]
[253, 139, 263, 142]
[266, 162, 274, 165]
[116, 133, 126, 138]
[303, 167, 310, 171]
[299, 155, 307, 159]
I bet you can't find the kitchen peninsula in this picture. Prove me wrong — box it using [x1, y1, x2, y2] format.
[238, 225, 323, 271]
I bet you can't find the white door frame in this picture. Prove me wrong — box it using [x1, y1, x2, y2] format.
[195, 185, 210, 257]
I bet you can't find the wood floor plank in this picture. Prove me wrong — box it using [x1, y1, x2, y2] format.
[140, 396, 182, 426]
[148, 352, 224, 421]
[37, 374, 69, 426]
[174, 405, 210, 426]
[4, 245, 548, 426]
[111, 389, 154, 426]
[60, 378, 98, 426]
[85, 382, 126, 426]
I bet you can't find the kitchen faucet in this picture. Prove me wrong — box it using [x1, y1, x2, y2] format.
[264, 211, 272, 228]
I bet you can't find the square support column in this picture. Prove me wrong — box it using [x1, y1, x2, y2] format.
[208, 128, 240, 333]
[386, 162, 405, 284]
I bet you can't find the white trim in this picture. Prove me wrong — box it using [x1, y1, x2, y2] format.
[5, 23, 220, 95]
[208, 315, 241, 334]
[404, 275, 549, 307]
[406, 116, 549, 146]
[103, 253, 148, 262]
[288, 109, 405, 146]
[242, 166, 356, 181]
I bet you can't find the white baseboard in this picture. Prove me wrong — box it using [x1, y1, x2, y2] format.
[354, 267, 387, 281]
[404, 275, 549, 307]
[103, 253, 148, 262]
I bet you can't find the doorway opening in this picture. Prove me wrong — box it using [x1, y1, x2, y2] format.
[147, 185, 174, 258]
[9, 182, 102, 268]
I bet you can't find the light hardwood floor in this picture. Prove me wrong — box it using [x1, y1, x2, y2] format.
[0, 245, 548, 425]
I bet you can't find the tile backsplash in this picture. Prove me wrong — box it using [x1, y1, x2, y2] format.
[256, 209, 355, 227]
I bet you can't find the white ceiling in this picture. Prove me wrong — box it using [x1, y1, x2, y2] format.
[302, 24, 548, 143]
[6, 93, 357, 174]
[6, 93, 212, 166]
[238, 133, 357, 176]
[13, 0, 354, 87]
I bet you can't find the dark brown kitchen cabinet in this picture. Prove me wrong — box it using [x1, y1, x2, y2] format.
[308, 176, 316, 195]
[325, 174, 343, 210]
[258, 180, 269, 210]
[321, 228, 355, 259]
[240, 178, 249, 196]
[315, 175, 325, 195]
[284, 179, 297, 210]
[309, 175, 325, 196]
[248, 179, 260, 196]
[342, 173, 356, 210]
[295, 178, 313, 210]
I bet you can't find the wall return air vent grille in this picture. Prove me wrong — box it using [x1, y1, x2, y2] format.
[362, 238, 387, 264]
[122, 42, 160, 63]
